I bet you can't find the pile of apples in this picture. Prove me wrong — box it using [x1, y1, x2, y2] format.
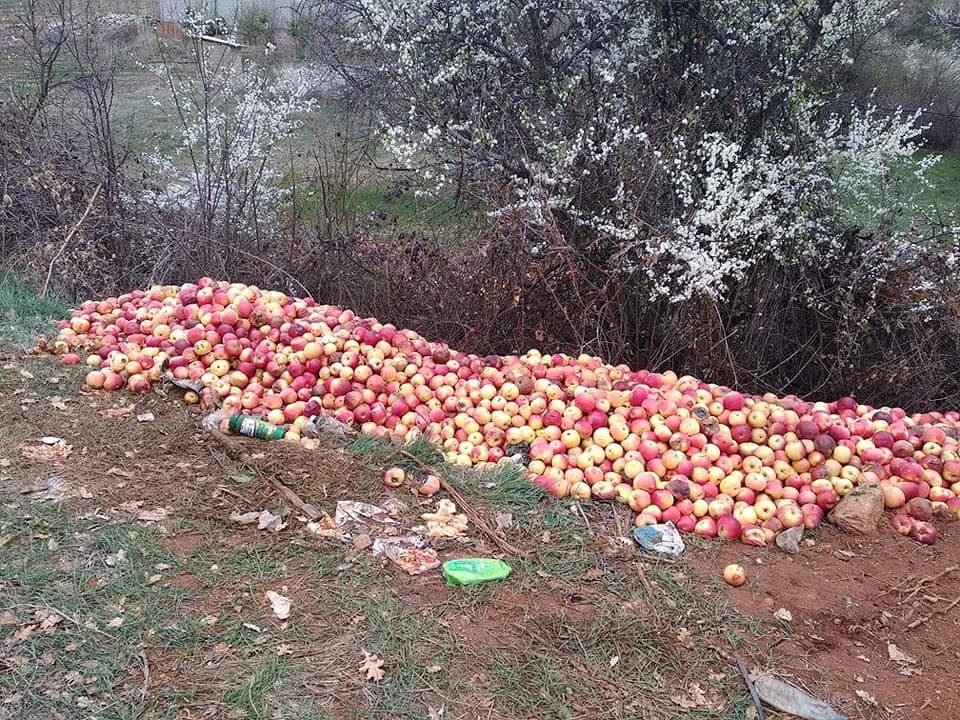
[47, 279, 960, 546]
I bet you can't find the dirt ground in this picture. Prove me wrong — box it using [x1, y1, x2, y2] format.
[691, 526, 960, 719]
[2, 349, 958, 719]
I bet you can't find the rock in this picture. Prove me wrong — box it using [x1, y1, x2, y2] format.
[352, 533, 373, 551]
[775, 525, 803, 554]
[828, 483, 883, 534]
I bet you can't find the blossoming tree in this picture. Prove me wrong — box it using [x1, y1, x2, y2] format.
[313, 0, 954, 302]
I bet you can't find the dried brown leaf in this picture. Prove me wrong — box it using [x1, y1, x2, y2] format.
[359, 650, 385, 682]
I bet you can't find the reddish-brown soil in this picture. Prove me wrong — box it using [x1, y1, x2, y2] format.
[3, 352, 959, 719]
[688, 524, 960, 719]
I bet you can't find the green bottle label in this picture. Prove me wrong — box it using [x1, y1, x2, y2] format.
[228, 414, 285, 440]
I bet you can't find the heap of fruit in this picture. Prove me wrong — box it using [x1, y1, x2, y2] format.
[47, 279, 960, 546]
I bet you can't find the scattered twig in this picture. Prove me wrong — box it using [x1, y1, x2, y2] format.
[41, 183, 101, 297]
[393, 447, 525, 557]
[902, 565, 959, 603]
[215, 485, 253, 503]
[28, 603, 112, 638]
[879, 564, 958, 599]
[206, 427, 320, 520]
[208, 424, 519, 554]
[734, 654, 766, 720]
[907, 593, 960, 629]
[267, 477, 321, 520]
[634, 563, 652, 595]
[139, 650, 152, 703]
[200, 34, 243, 48]
[573, 501, 592, 537]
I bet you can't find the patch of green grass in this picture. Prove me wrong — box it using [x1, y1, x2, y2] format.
[839, 150, 959, 236]
[453, 462, 545, 511]
[347, 431, 545, 518]
[0, 504, 363, 719]
[486, 655, 582, 720]
[513, 504, 595, 579]
[345, 432, 442, 470]
[213, 540, 314, 585]
[355, 591, 464, 719]
[289, 180, 486, 240]
[0, 506, 203, 719]
[912, 150, 960, 212]
[0, 274, 68, 348]
[644, 562, 761, 649]
[223, 657, 291, 719]
[478, 554, 762, 720]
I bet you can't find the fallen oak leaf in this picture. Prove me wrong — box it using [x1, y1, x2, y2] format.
[11, 623, 38, 644]
[20, 442, 72, 464]
[671, 682, 708, 709]
[359, 650, 385, 682]
[583, 567, 603, 581]
[35, 610, 61, 633]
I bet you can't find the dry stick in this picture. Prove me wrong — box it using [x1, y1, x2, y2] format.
[41, 183, 102, 297]
[902, 564, 959, 602]
[573, 501, 592, 537]
[734, 654, 766, 720]
[393, 448, 525, 557]
[206, 427, 322, 521]
[29, 603, 112, 639]
[216, 484, 253, 504]
[907, 593, 960, 630]
[139, 650, 152, 703]
[879, 563, 959, 599]
[208, 426, 518, 554]
[635, 563, 652, 595]
[900, 565, 960, 604]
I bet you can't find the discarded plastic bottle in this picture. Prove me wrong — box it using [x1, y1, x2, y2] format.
[442, 558, 512, 586]
[227, 414, 286, 441]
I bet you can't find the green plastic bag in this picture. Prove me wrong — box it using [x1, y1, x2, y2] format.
[442, 558, 512, 586]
